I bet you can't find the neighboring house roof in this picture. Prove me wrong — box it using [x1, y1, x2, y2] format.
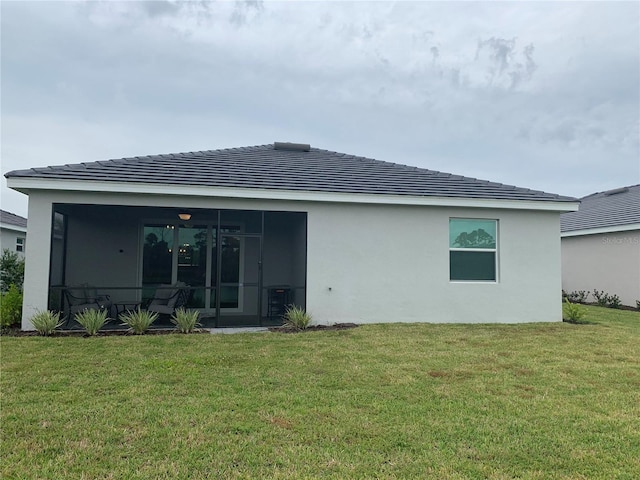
[0, 209, 27, 231]
[5, 142, 576, 206]
[561, 184, 640, 235]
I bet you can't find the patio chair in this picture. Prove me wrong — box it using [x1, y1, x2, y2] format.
[146, 282, 189, 317]
[64, 284, 113, 322]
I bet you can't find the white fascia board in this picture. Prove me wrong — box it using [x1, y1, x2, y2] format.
[0, 223, 27, 233]
[561, 223, 640, 237]
[7, 177, 580, 212]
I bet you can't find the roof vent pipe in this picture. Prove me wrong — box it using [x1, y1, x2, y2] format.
[274, 142, 311, 152]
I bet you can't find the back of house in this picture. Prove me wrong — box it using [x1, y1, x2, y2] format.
[5, 142, 578, 330]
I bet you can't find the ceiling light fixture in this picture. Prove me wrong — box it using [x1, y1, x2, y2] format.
[178, 212, 192, 221]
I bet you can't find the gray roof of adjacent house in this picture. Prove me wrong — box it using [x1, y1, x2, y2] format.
[561, 184, 640, 233]
[0, 210, 27, 229]
[5, 142, 576, 202]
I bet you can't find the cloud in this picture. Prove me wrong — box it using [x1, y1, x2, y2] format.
[1, 1, 639, 216]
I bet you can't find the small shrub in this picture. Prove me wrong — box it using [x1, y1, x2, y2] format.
[283, 305, 311, 330]
[75, 308, 109, 336]
[1, 284, 23, 327]
[563, 299, 587, 324]
[564, 290, 589, 304]
[592, 289, 609, 307]
[119, 308, 158, 335]
[30, 310, 63, 336]
[607, 294, 622, 309]
[171, 308, 201, 333]
[0, 249, 25, 292]
[576, 290, 589, 303]
[636, 300, 640, 311]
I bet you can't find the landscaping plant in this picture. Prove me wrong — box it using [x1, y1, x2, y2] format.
[607, 294, 622, 309]
[74, 308, 109, 336]
[170, 307, 201, 333]
[0, 284, 23, 328]
[0, 249, 25, 292]
[283, 304, 311, 330]
[563, 299, 587, 324]
[30, 310, 62, 336]
[565, 290, 589, 304]
[592, 289, 610, 307]
[119, 308, 158, 334]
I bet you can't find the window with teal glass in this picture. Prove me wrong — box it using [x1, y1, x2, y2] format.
[449, 218, 498, 281]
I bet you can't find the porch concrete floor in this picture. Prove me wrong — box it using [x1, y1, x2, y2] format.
[204, 327, 269, 334]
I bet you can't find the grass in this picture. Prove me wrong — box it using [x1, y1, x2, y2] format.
[1, 305, 639, 479]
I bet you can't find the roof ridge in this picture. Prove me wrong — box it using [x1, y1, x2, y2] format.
[580, 184, 640, 200]
[561, 184, 640, 232]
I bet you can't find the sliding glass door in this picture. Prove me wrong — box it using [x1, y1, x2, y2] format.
[142, 225, 174, 301]
[177, 225, 207, 308]
[216, 234, 261, 326]
[141, 219, 257, 324]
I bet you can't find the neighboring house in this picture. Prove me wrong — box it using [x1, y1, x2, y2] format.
[0, 209, 27, 257]
[5, 142, 578, 330]
[561, 185, 640, 307]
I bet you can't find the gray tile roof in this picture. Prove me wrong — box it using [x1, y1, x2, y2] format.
[0, 210, 27, 228]
[5, 143, 576, 202]
[561, 184, 640, 232]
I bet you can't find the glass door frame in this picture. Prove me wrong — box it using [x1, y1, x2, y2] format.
[140, 221, 245, 313]
[140, 209, 266, 326]
[215, 231, 263, 327]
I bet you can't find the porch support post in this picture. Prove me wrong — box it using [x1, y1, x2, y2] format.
[21, 193, 53, 330]
[215, 209, 221, 326]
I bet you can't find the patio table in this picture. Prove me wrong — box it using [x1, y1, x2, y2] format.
[113, 301, 143, 318]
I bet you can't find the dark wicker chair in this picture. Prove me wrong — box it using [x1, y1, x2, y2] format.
[146, 282, 189, 318]
[63, 285, 112, 325]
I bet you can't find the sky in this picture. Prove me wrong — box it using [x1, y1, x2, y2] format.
[2, 0, 639, 217]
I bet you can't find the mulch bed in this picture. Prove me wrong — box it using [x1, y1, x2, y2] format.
[2, 324, 360, 337]
[574, 302, 639, 312]
[0, 328, 208, 337]
[268, 323, 359, 333]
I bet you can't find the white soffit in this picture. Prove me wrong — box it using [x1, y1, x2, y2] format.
[561, 223, 640, 237]
[7, 177, 580, 212]
[0, 223, 28, 233]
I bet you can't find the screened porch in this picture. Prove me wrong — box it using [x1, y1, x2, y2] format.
[48, 204, 307, 328]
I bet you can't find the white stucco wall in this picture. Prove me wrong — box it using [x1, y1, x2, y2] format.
[21, 192, 53, 330]
[306, 203, 562, 324]
[0, 227, 26, 258]
[562, 231, 640, 307]
[19, 189, 564, 328]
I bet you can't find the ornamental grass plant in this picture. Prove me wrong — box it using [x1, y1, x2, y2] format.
[74, 308, 109, 336]
[29, 310, 62, 336]
[283, 304, 311, 330]
[119, 308, 158, 335]
[170, 307, 201, 333]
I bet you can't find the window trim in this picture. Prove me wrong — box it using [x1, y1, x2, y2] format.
[16, 237, 25, 253]
[449, 218, 499, 283]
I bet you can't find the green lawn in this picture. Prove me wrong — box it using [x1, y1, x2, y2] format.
[2, 306, 639, 479]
